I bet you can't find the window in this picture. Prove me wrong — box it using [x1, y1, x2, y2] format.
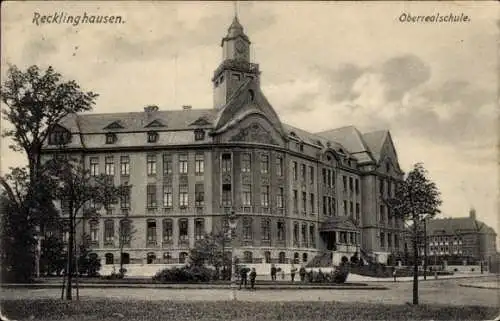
[380, 205, 385, 222]
[343, 176, 347, 190]
[327, 170, 332, 187]
[163, 154, 172, 175]
[179, 219, 188, 241]
[104, 220, 114, 244]
[299, 143, 304, 152]
[194, 129, 205, 141]
[261, 219, 271, 241]
[243, 217, 252, 240]
[276, 156, 283, 176]
[48, 130, 69, 145]
[233, 73, 241, 81]
[147, 252, 156, 264]
[293, 222, 299, 245]
[90, 222, 98, 243]
[264, 251, 271, 263]
[105, 156, 114, 176]
[219, 153, 232, 172]
[302, 192, 307, 213]
[243, 251, 253, 264]
[340, 231, 347, 243]
[310, 224, 316, 247]
[260, 154, 269, 174]
[292, 162, 298, 180]
[322, 168, 327, 185]
[261, 185, 269, 207]
[355, 179, 360, 194]
[343, 200, 347, 216]
[379, 179, 384, 194]
[179, 154, 188, 174]
[195, 154, 204, 175]
[387, 233, 392, 247]
[147, 131, 158, 143]
[355, 203, 360, 220]
[241, 153, 251, 172]
[147, 155, 157, 175]
[146, 220, 157, 244]
[277, 187, 284, 209]
[163, 219, 173, 242]
[179, 252, 188, 263]
[120, 187, 130, 209]
[119, 220, 131, 246]
[293, 190, 298, 212]
[105, 133, 116, 144]
[222, 184, 232, 206]
[349, 177, 353, 192]
[242, 184, 252, 206]
[279, 252, 286, 264]
[120, 156, 129, 176]
[323, 196, 327, 215]
[121, 253, 130, 265]
[277, 221, 285, 241]
[147, 184, 157, 208]
[179, 185, 188, 207]
[309, 166, 314, 184]
[90, 157, 99, 176]
[300, 164, 306, 181]
[163, 185, 173, 207]
[195, 219, 205, 240]
[387, 180, 392, 197]
[105, 253, 114, 265]
[350, 201, 354, 216]
[195, 184, 204, 207]
[302, 253, 308, 263]
[294, 252, 299, 264]
[301, 223, 307, 247]
[310, 193, 315, 214]
[380, 232, 385, 248]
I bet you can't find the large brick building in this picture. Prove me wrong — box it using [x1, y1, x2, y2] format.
[41, 16, 406, 273]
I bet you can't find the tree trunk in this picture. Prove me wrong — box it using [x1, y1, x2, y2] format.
[66, 215, 74, 300]
[412, 217, 419, 305]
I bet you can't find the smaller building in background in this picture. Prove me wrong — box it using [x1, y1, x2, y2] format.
[419, 209, 497, 269]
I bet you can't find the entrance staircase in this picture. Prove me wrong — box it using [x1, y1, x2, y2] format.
[306, 252, 333, 268]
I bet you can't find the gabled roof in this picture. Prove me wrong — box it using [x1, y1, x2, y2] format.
[316, 126, 375, 164]
[427, 217, 497, 236]
[362, 130, 388, 162]
[282, 123, 345, 152]
[103, 121, 124, 130]
[144, 119, 166, 128]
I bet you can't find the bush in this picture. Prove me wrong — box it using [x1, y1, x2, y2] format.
[152, 265, 216, 283]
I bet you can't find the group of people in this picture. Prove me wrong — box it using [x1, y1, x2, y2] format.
[238, 264, 316, 290]
[238, 267, 257, 290]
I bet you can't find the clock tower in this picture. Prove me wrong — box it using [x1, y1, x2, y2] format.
[213, 15, 261, 109]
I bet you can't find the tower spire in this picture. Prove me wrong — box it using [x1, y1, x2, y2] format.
[233, 1, 238, 20]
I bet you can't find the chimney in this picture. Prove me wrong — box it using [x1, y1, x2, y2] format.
[144, 105, 159, 112]
[469, 208, 476, 220]
[182, 105, 192, 110]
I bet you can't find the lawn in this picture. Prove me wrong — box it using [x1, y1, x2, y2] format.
[1, 299, 497, 321]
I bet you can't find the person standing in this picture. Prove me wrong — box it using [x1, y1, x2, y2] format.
[270, 264, 277, 281]
[290, 265, 297, 282]
[239, 267, 248, 289]
[249, 268, 257, 290]
[392, 266, 397, 282]
[299, 266, 306, 282]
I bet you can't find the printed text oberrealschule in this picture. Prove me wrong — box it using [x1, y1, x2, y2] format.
[399, 13, 470, 23]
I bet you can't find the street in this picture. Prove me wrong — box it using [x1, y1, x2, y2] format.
[1, 277, 498, 307]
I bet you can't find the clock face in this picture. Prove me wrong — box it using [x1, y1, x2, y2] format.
[236, 40, 246, 53]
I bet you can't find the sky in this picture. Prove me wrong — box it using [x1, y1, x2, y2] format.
[1, 1, 499, 241]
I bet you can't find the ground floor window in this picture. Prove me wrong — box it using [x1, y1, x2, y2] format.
[121, 252, 130, 264]
[302, 253, 308, 263]
[147, 252, 156, 264]
[105, 253, 114, 265]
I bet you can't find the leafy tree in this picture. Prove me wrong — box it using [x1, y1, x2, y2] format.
[40, 234, 66, 276]
[386, 163, 442, 305]
[44, 156, 128, 300]
[189, 231, 228, 270]
[0, 65, 98, 282]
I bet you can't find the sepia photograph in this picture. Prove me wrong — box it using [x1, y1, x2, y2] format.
[0, 1, 498, 320]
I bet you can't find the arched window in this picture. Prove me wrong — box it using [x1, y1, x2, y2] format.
[147, 252, 156, 264]
[302, 253, 308, 263]
[264, 251, 271, 264]
[386, 161, 390, 172]
[278, 252, 286, 264]
[105, 253, 114, 265]
[163, 219, 173, 242]
[121, 252, 130, 265]
[179, 252, 188, 264]
[244, 251, 253, 264]
[294, 252, 300, 264]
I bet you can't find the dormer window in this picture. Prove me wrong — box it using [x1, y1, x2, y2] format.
[105, 133, 117, 144]
[48, 129, 70, 145]
[194, 129, 205, 141]
[147, 131, 159, 143]
[248, 89, 255, 102]
[299, 143, 304, 152]
[232, 73, 241, 81]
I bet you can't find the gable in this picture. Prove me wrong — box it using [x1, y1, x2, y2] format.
[144, 119, 166, 128]
[189, 117, 212, 126]
[378, 133, 403, 175]
[103, 121, 124, 130]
